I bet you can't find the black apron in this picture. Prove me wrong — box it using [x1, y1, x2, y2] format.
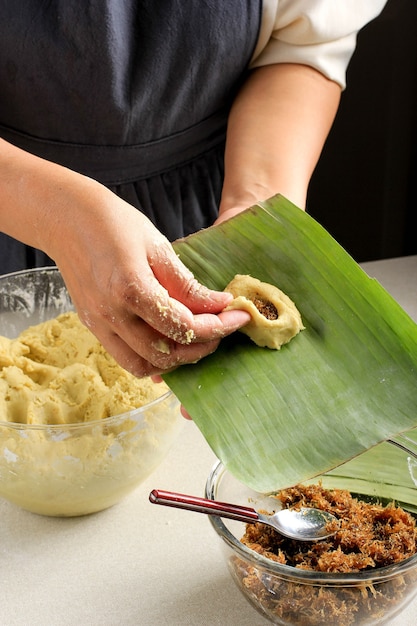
[0, 1, 261, 273]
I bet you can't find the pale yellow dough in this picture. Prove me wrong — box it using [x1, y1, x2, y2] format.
[0, 312, 181, 516]
[0, 311, 165, 425]
[224, 274, 305, 349]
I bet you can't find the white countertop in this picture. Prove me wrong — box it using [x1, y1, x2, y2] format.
[1, 255, 416, 626]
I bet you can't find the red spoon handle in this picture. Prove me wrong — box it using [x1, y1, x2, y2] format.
[149, 489, 260, 523]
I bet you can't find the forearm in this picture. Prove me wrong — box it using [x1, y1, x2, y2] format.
[0, 138, 103, 260]
[219, 63, 341, 218]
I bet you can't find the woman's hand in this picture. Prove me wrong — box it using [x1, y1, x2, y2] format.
[0, 140, 250, 377]
[54, 190, 250, 377]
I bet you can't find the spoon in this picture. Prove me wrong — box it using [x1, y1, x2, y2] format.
[149, 489, 338, 541]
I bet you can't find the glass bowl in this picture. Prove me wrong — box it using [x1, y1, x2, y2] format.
[205, 449, 417, 626]
[0, 267, 183, 517]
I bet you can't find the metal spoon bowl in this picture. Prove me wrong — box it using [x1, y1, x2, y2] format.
[149, 489, 338, 542]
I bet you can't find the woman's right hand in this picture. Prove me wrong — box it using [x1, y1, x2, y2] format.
[0, 139, 250, 377]
[52, 182, 250, 377]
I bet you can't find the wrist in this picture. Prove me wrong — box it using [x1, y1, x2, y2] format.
[219, 178, 307, 220]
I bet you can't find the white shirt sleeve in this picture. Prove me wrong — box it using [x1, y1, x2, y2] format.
[251, 0, 388, 89]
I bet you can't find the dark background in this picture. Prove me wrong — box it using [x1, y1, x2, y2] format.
[307, 0, 417, 262]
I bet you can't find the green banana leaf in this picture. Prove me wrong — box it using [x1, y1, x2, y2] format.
[164, 195, 417, 493]
[317, 434, 417, 513]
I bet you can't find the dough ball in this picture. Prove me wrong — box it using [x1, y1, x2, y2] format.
[224, 274, 305, 349]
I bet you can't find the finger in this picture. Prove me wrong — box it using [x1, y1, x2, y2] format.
[92, 315, 223, 377]
[180, 406, 192, 420]
[214, 207, 246, 225]
[147, 237, 233, 314]
[122, 272, 250, 346]
[178, 308, 251, 343]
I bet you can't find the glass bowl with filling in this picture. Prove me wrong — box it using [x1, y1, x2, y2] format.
[206, 452, 417, 626]
[0, 267, 183, 517]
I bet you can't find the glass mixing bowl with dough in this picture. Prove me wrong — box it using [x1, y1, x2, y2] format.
[0, 267, 183, 517]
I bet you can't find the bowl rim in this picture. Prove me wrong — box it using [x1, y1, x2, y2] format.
[205, 460, 417, 584]
[0, 265, 60, 281]
[0, 265, 177, 431]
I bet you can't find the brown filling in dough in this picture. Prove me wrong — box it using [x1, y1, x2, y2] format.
[252, 298, 279, 320]
[224, 275, 304, 349]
